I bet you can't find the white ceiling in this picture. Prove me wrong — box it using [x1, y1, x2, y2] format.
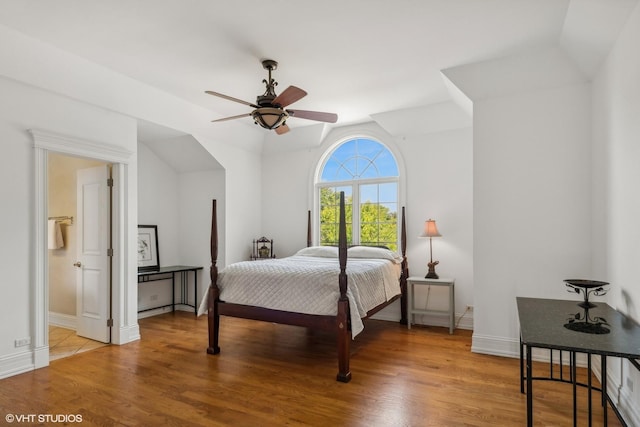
[0, 0, 636, 139]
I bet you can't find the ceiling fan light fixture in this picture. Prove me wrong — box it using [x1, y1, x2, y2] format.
[252, 107, 288, 130]
[206, 59, 337, 134]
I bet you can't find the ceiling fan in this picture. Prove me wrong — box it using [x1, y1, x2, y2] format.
[206, 59, 338, 135]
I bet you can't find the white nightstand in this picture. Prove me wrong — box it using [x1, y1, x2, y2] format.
[407, 276, 455, 334]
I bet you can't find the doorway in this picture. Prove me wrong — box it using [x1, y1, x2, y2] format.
[32, 129, 134, 371]
[47, 153, 111, 359]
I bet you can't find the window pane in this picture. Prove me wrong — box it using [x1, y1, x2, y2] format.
[379, 182, 397, 203]
[375, 150, 399, 176]
[359, 183, 398, 250]
[360, 184, 378, 204]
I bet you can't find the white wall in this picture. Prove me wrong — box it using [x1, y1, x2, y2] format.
[442, 46, 595, 356]
[178, 169, 225, 302]
[137, 142, 226, 316]
[472, 83, 593, 355]
[137, 142, 180, 314]
[137, 142, 181, 265]
[0, 23, 263, 379]
[261, 121, 474, 328]
[395, 127, 474, 327]
[593, 3, 640, 423]
[0, 76, 137, 378]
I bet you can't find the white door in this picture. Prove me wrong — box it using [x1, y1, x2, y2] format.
[75, 165, 111, 343]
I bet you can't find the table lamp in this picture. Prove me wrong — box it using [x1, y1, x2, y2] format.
[420, 219, 441, 279]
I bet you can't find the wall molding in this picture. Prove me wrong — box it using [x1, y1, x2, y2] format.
[30, 129, 133, 163]
[0, 350, 35, 380]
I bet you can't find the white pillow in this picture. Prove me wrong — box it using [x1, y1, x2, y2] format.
[348, 246, 403, 264]
[295, 246, 339, 258]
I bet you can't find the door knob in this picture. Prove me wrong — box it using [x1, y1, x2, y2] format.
[73, 262, 82, 267]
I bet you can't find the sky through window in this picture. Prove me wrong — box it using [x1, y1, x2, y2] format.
[320, 138, 398, 182]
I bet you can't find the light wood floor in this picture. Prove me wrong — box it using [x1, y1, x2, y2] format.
[49, 325, 108, 361]
[1, 312, 623, 426]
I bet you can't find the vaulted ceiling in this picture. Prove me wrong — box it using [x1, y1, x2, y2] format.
[0, 0, 636, 141]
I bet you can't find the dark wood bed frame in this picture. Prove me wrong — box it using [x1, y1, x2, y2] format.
[206, 192, 409, 382]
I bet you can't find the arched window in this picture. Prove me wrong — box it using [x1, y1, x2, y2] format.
[317, 137, 399, 250]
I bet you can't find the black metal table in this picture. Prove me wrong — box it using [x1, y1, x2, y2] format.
[517, 297, 640, 426]
[138, 265, 203, 315]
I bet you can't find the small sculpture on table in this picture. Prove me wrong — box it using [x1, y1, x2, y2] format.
[563, 279, 611, 334]
[251, 236, 275, 260]
[564, 305, 610, 335]
[564, 279, 609, 309]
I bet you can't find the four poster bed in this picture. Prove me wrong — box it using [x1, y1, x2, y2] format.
[202, 192, 408, 382]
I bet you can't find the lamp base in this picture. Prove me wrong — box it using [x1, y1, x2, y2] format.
[425, 260, 439, 279]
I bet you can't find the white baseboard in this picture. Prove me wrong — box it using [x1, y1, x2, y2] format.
[0, 350, 35, 380]
[48, 312, 77, 330]
[373, 310, 474, 331]
[136, 305, 203, 320]
[33, 345, 49, 369]
[471, 333, 519, 358]
[113, 323, 140, 345]
[618, 383, 640, 426]
[411, 312, 474, 330]
[137, 305, 175, 319]
[471, 333, 594, 368]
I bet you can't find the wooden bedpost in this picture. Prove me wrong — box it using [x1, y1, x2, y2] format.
[336, 191, 352, 383]
[399, 206, 408, 325]
[207, 199, 221, 355]
[307, 210, 312, 247]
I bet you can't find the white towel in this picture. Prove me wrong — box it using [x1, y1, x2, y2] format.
[48, 220, 64, 249]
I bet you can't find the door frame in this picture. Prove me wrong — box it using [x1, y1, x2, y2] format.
[32, 129, 134, 369]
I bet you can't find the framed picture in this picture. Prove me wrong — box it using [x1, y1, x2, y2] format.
[137, 225, 160, 272]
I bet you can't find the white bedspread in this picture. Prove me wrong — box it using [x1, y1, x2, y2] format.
[198, 255, 401, 337]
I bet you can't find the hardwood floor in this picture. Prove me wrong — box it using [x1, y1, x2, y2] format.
[49, 325, 108, 361]
[1, 312, 623, 426]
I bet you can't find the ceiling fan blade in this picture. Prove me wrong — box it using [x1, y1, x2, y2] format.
[288, 109, 338, 123]
[205, 91, 258, 108]
[272, 86, 307, 108]
[211, 113, 252, 122]
[275, 124, 290, 135]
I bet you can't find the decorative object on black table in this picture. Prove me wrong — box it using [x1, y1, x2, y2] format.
[251, 236, 275, 260]
[420, 219, 441, 279]
[564, 279, 609, 309]
[564, 305, 610, 334]
[138, 225, 160, 272]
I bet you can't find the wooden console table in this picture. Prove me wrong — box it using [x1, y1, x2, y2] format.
[138, 265, 203, 315]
